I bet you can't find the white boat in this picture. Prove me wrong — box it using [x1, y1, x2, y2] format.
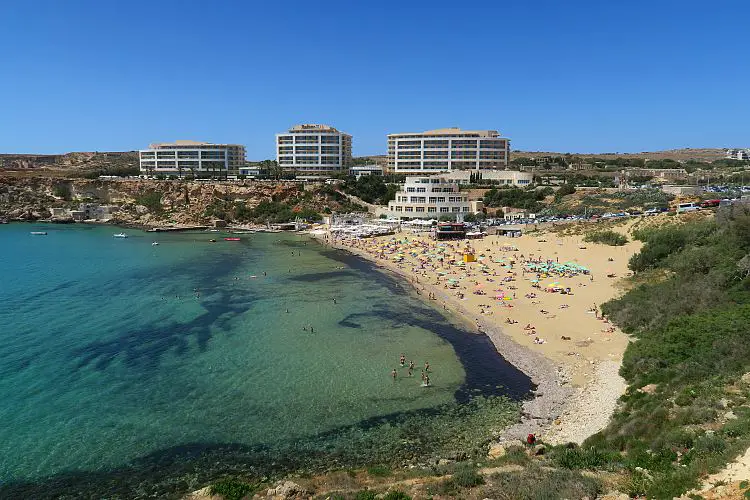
[152, 242, 159, 246]
[30, 231, 48, 235]
[113, 233, 128, 238]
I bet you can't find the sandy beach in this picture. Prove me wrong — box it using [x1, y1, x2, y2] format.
[321, 223, 641, 445]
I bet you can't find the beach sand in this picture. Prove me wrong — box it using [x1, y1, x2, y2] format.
[321, 223, 641, 445]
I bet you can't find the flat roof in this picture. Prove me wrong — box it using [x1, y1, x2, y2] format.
[388, 128, 504, 138]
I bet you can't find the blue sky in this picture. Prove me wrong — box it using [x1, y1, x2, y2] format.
[1, 0, 748, 158]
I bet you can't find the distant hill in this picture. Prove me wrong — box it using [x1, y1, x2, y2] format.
[512, 148, 726, 162]
[0, 151, 138, 173]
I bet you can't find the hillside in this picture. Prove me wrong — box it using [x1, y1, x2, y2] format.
[0, 151, 138, 175]
[0, 177, 365, 226]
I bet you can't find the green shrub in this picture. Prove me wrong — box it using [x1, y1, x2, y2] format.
[209, 478, 255, 500]
[552, 445, 621, 470]
[52, 184, 72, 201]
[135, 190, 163, 213]
[354, 489, 377, 500]
[450, 462, 484, 487]
[583, 230, 628, 246]
[366, 465, 391, 477]
[486, 467, 602, 500]
[382, 491, 411, 500]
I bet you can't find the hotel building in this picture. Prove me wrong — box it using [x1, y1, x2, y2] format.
[387, 176, 472, 220]
[387, 128, 510, 174]
[276, 124, 352, 175]
[139, 141, 246, 178]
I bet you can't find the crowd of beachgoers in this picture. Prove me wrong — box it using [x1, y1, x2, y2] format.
[321, 228, 637, 444]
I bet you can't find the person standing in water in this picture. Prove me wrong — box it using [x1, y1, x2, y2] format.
[399, 353, 406, 366]
[424, 361, 430, 372]
[391, 368, 397, 380]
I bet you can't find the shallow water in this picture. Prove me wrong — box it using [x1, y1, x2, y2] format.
[0, 223, 531, 493]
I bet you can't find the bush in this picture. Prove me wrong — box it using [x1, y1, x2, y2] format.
[135, 190, 163, 213]
[382, 491, 411, 500]
[486, 467, 602, 500]
[366, 465, 391, 477]
[584, 230, 628, 246]
[552, 446, 621, 470]
[52, 183, 72, 201]
[450, 462, 484, 487]
[209, 478, 255, 500]
[354, 489, 377, 500]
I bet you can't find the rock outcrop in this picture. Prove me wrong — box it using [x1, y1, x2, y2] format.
[0, 176, 351, 226]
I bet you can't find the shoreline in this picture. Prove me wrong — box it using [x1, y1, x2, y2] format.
[321, 236, 573, 442]
[318, 230, 634, 445]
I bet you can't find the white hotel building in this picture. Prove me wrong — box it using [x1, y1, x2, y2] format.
[387, 176, 471, 220]
[276, 124, 352, 175]
[387, 128, 510, 174]
[139, 141, 246, 178]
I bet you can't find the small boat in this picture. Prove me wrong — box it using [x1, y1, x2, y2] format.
[30, 231, 48, 235]
[152, 242, 159, 246]
[208, 239, 217, 243]
[224, 237, 241, 241]
[113, 233, 128, 238]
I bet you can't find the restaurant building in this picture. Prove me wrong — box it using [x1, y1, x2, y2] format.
[387, 176, 472, 219]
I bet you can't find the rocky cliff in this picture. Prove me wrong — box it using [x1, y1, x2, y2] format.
[0, 177, 355, 226]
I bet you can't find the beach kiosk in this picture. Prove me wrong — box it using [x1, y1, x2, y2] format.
[435, 222, 466, 241]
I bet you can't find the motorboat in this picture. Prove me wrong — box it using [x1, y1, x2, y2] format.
[30, 231, 48, 235]
[224, 237, 241, 241]
[113, 233, 128, 238]
[151, 242, 159, 246]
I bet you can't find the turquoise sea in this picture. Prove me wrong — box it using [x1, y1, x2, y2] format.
[0, 223, 530, 497]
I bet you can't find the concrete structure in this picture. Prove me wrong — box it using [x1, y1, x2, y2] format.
[469, 200, 484, 214]
[629, 168, 689, 181]
[387, 128, 510, 174]
[726, 149, 750, 161]
[503, 207, 535, 221]
[52, 204, 118, 221]
[662, 185, 700, 196]
[276, 124, 352, 175]
[439, 169, 533, 186]
[139, 141, 246, 178]
[349, 164, 383, 179]
[387, 176, 471, 219]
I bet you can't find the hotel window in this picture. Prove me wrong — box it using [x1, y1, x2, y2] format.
[395, 206, 402, 212]
[463, 207, 470, 212]
[428, 197, 438, 203]
[428, 207, 436, 212]
[437, 197, 446, 202]
[416, 187, 426, 192]
[405, 207, 413, 212]
[177, 151, 199, 159]
[156, 151, 176, 159]
[452, 207, 461, 212]
[416, 207, 425, 212]
[140, 152, 156, 159]
[406, 187, 415, 192]
[440, 207, 450, 213]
